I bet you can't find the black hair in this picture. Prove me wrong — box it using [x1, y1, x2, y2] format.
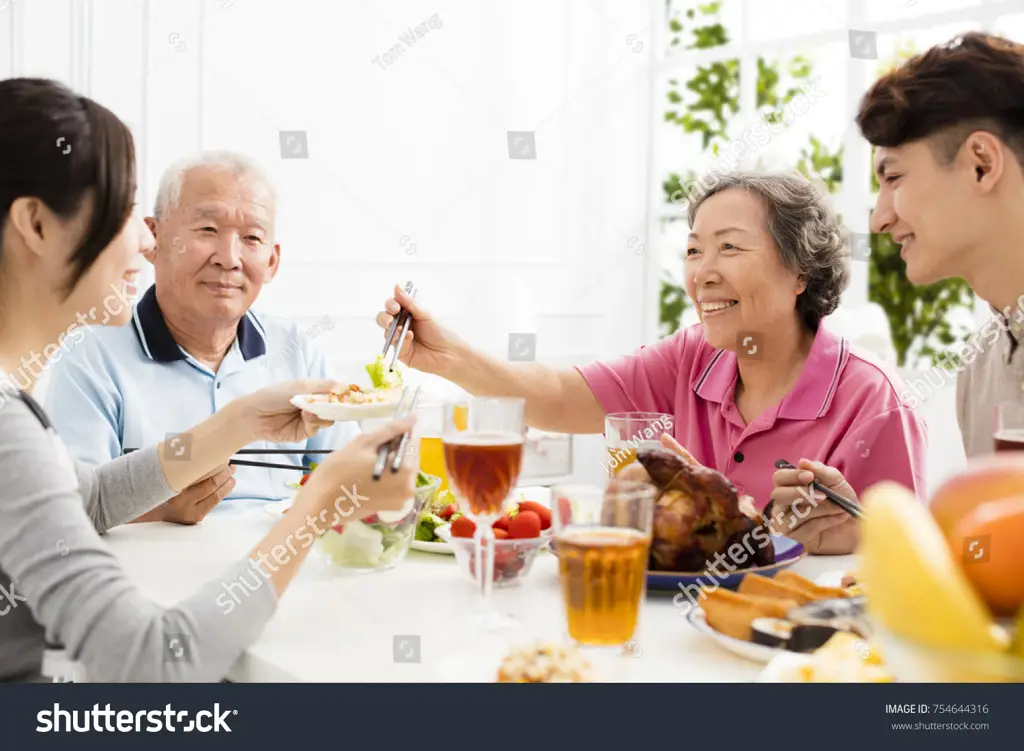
[0, 77, 136, 298]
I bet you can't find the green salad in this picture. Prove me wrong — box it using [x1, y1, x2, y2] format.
[318, 471, 440, 568]
[415, 488, 458, 542]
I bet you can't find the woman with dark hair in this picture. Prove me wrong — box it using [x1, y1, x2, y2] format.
[0, 78, 417, 682]
[376, 172, 928, 555]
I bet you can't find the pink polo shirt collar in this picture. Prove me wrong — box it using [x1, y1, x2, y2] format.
[692, 325, 849, 426]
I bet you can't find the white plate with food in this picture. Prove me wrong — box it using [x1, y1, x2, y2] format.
[683, 571, 865, 664]
[410, 537, 454, 555]
[292, 356, 405, 421]
[685, 606, 781, 663]
[291, 386, 401, 422]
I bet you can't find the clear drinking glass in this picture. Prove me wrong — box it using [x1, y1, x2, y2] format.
[442, 397, 526, 625]
[604, 412, 673, 476]
[551, 481, 655, 677]
[994, 403, 1024, 453]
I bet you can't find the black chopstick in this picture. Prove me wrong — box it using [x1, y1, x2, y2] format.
[774, 459, 865, 520]
[126, 448, 332, 458]
[125, 448, 333, 456]
[230, 459, 312, 472]
[230, 449, 334, 456]
[124, 448, 312, 472]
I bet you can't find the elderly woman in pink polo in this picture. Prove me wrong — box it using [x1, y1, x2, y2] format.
[376, 172, 927, 555]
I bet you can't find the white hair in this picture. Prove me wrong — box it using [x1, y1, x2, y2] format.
[153, 150, 278, 219]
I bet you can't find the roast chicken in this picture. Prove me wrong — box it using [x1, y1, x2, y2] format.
[629, 449, 775, 573]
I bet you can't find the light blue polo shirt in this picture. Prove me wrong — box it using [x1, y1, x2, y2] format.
[44, 285, 358, 502]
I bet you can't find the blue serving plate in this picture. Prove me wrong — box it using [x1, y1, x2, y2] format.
[645, 535, 806, 592]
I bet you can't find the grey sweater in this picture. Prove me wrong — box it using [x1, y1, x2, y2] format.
[0, 392, 277, 682]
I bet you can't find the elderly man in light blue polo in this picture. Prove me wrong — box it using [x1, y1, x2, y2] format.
[45, 151, 356, 523]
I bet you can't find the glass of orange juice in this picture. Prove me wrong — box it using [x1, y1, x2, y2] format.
[551, 481, 655, 678]
[417, 402, 467, 492]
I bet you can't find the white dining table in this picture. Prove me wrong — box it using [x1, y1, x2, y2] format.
[102, 500, 856, 683]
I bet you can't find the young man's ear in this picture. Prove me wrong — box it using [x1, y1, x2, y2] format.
[965, 131, 1004, 189]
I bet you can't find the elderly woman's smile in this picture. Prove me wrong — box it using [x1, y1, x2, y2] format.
[698, 298, 739, 316]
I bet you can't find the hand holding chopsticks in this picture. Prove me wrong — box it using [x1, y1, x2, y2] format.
[772, 458, 865, 520]
[382, 280, 417, 372]
[373, 385, 421, 480]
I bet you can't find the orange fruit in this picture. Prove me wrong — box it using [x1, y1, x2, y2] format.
[948, 493, 1024, 617]
[930, 456, 1024, 538]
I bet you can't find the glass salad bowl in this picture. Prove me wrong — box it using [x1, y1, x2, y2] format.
[317, 473, 441, 573]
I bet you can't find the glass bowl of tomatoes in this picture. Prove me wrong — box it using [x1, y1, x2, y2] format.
[437, 499, 553, 587]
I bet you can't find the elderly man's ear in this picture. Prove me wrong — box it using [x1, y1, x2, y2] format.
[262, 243, 282, 284]
[142, 216, 159, 265]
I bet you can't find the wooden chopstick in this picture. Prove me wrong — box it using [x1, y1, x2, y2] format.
[774, 459, 865, 520]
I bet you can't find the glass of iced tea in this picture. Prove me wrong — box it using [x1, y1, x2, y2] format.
[551, 481, 655, 666]
[994, 403, 1024, 453]
[442, 397, 526, 620]
[604, 412, 673, 476]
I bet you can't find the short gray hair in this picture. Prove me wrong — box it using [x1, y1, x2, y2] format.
[686, 172, 850, 331]
[153, 150, 278, 219]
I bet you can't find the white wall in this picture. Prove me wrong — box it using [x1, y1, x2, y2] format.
[6, 0, 656, 486]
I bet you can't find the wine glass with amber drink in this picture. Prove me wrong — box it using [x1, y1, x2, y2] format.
[442, 397, 526, 631]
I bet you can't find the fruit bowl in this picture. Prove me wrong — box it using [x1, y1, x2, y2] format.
[873, 625, 1024, 683]
[438, 526, 552, 588]
[317, 474, 441, 572]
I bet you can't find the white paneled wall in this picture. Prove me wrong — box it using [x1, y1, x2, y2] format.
[8, 0, 656, 486]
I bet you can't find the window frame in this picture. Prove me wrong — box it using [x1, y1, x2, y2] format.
[645, 0, 1013, 340]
